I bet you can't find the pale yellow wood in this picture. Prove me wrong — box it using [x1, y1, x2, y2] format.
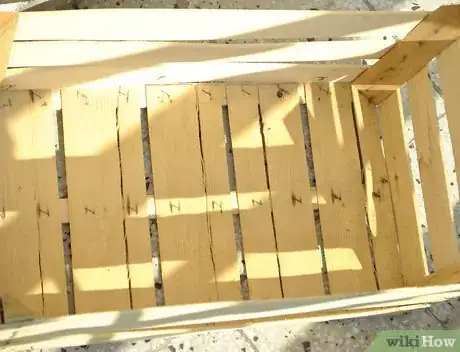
[0, 304, 432, 351]
[378, 90, 428, 285]
[14, 10, 425, 41]
[117, 87, 156, 309]
[258, 84, 324, 297]
[0, 12, 17, 83]
[6, 280, 460, 350]
[437, 39, 460, 199]
[354, 5, 460, 104]
[305, 82, 376, 294]
[351, 88, 403, 289]
[408, 67, 459, 271]
[146, 85, 217, 305]
[197, 84, 241, 301]
[3, 64, 364, 90]
[0, 90, 68, 319]
[31, 90, 68, 318]
[8, 40, 392, 67]
[418, 263, 460, 286]
[61, 88, 131, 313]
[0, 91, 42, 319]
[0, 303, 431, 350]
[226, 85, 282, 300]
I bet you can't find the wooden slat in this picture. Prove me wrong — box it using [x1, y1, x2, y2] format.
[0, 12, 17, 83]
[0, 304, 432, 351]
[351, 88, 403, 289]
[0, 90, 66, 320]
[8, 40, 392, 68]
[437, 39, 460, 199]
[354, 5, 460, 104]
[61, 88, 131, 313]
[305, 82, 376, 294]
[31, 90, 68, 318]
[146, 85, 217, 305]
[6, 282, 460, 350]
[258, 84, 323, 297]
[226, 85, 282, 300]
[3, 64, 365, 90]
[197, 84, 241, 301]
[408, 67, 458, 271]
[378, 90, 428, 285]
[14, 10, 425, 41]
[117, 87, 155, 309]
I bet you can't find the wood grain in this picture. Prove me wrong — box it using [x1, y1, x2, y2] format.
[61, 88, 131, 313]
[354, 5, 460, 104]
[351, 88, 403, 289]
[197, 84, 241, 301]
[378, 90, 428, 285]
[0, 90, 67, 319]
[226, 85, 282, 299]
[437, 39, 460, 202]
[258, 84, 324, 297]
[408, 67, 458, 271]
[146, 85, 217, 305]
[117, 86, 156, 309]
[305, 82, 376, 294]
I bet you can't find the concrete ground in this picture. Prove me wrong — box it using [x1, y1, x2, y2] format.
[2, 0, 460, 351]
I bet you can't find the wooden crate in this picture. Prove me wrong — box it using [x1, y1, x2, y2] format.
[1, 5, 460, 349]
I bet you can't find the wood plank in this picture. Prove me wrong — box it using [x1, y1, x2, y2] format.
[378, 90, 428, 285]
[305, 82, 376, 294]
[6, 281, 460, 350]
[146, 85, 217, 305]
[226, 85, 282, 300]
[61, 88, 131, 313]
[353, 5, 460, 104]
[14, 10, 425, 41]
[8, 40, 392, 68]
[197, 84, 241, 302]
[437, 39, 460, 200]
[3, 64, 365, 90]
[0, 302, 432, 350]
[0, 304, 431, 351]
[30, 90, 68, 318]
[258, 84, 324, 297]
[117, 87, 156, 309]
[0, 91, 41, 319]
[407, 67, 458, 271]
[0, 12, 17, 83]
[351, 88, 403, 289]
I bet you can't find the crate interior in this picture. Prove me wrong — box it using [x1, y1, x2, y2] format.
[1, 8, 460, 326]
